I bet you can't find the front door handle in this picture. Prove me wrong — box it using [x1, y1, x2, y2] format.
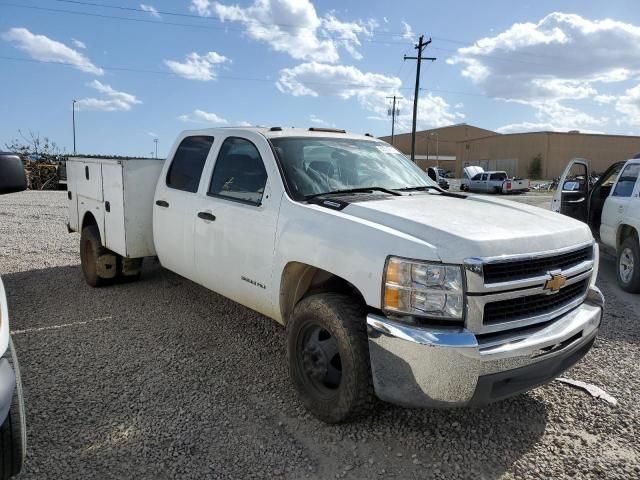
[155, 200, 169, 208]
[198, 211, 216, 221]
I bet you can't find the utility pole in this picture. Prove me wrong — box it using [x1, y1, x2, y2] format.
[72, 99, 77, 155]
[404, 35, 436, 162]
[386, 95, 401, 145]
[154, 138, 158, 159]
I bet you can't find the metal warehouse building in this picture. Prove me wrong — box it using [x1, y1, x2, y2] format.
[381, 124, 640, 179]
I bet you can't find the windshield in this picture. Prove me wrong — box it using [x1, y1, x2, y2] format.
[270, 137, 435, 199]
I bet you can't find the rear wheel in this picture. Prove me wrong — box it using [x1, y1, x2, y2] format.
[617, 237, 640, 293]
[287, 294, 374, 423]
[80, 225, 117, 287]
[0, 340, 26, 480]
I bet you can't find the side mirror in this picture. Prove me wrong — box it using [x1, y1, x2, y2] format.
[0, 153, 27, 194]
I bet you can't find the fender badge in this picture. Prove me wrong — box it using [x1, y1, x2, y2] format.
[544, 274, 567, 293]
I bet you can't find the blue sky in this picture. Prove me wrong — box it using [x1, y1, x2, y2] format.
[1, 0, 639, 157]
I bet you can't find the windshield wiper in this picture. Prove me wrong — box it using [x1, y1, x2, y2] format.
[305, 187, 401, 200]
[394, 185, 439, 192]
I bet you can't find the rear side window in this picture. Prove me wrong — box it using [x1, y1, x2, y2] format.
[208, 137, 268, 205]
[612, 164, 640, 197]
[166, 135, 214, 192]
[490, 172, 507, 181]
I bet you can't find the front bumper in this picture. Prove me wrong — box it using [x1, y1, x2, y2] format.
[367, 286, 603, 408]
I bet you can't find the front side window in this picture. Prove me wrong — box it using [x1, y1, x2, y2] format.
[208, 137, 268, 205]
[471, 173, 482, 181]
[612, 164, 640, 197]
[166, 136, 214, 193]
[270, 137, 435, 199]
[480, 174, 488, 181]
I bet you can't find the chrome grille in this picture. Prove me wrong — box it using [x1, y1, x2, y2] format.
[483, 279, 589, 324]
[483, 246, 593, 284]
[464, 243, 595, 335]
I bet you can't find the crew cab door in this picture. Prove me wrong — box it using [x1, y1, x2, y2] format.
[551, 159, 589, 222]
[193, 133, 279, 318]
[153, 135, 215, 278]
[600, 162, 640, 247]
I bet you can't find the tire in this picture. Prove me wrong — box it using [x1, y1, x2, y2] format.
[287, 293, 374, 423]
[80, 225, 115, 287]
[0, 340, 26, 480]
[617, 236, 640, 293]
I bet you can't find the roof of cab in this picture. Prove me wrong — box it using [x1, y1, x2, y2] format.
[179, 126, 381, 142]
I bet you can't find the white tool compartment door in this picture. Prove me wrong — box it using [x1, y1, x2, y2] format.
[102, 162, 127, 256]
[66, 161, 82, 231]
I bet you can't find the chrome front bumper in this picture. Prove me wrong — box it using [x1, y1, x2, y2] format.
[367, 286, 604, 408]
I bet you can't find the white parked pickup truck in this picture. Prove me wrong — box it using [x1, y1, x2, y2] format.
[552, 157, 640, 292]
[67, 127, 604, 423]
[461, 166, 529, 194]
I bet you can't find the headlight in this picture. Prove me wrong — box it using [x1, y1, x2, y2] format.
[383, 257, 465, 320]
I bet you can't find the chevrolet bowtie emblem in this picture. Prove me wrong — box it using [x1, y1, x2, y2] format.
[544, 274, 567, 292]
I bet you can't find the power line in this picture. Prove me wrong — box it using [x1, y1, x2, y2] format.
[0, 55, 419, 91]
[2, 2, 575, 66]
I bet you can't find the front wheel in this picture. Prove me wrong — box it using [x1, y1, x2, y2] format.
[287, 294, 374, 423]
[617, 237, 640, 293]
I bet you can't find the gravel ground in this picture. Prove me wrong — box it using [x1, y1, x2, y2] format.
[0, 190, 638, 480]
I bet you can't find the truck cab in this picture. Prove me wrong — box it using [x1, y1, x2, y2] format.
[552, 157, 640, 292]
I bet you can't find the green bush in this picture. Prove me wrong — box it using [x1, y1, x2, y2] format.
[529, 154, 543, 179]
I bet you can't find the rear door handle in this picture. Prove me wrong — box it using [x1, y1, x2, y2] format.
[198, 211, 216, 221]
[155, 200, 169, 208]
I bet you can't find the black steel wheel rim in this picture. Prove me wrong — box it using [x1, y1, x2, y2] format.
[297, 323, 342, 398]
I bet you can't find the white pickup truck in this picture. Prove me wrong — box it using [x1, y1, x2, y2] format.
[552, 157, 640, 292]
[67, 127, 604, 423]
[461, 166, 530, 194]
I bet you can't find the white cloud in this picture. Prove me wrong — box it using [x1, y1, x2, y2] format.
[448, 13, 640, 101]
[71, 38, 86, 49]
[236, 120, 253, 126]
[190, 0, 212, 16]
[140, 4, 161, 18]
[616, 84, 640, 126]
[401, 21, 414, 42]
[178, 109, 228, 124]
[308, 114, 335, 127]
[147, 131, 158, 137]
[196, 0, 374, 62]
[449, 12, 640, 130]
[76, 80, 141, 111]
[594, 94, 617, 104]
[164, 51, 229, 81]
[2, 27, 103, 75]
[277, 62, 460, 129]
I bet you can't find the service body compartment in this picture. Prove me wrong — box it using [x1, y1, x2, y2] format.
[67, 157, 164, 258]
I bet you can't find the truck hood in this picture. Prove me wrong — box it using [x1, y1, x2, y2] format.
[342, 193, 592, 263]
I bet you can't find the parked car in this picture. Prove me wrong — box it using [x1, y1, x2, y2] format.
[0, 153, 28, 479]
[462, 167, 529, 194]
[426, 166, 450, 190]
[552, 157, 640, 292]
[67, 127, 603, 423]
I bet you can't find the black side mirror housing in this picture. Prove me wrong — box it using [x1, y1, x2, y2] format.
[0, 153, 28, 194]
